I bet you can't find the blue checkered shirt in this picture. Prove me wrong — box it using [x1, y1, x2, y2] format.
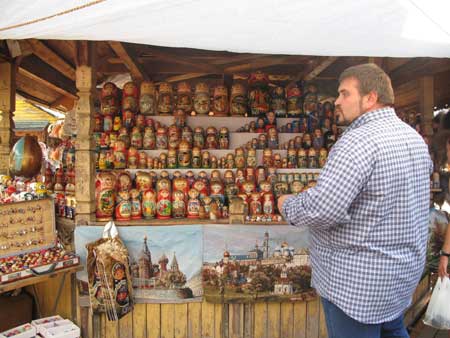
[283, 107, 433, 324]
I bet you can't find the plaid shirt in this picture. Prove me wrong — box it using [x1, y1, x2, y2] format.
[283, 107, 433, 324]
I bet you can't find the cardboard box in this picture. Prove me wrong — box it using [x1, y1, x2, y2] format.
[0, 323, 36, 338]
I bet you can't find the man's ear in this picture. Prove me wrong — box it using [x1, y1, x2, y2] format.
[364, 91, 379, 109]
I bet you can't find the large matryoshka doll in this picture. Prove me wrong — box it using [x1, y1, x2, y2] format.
[157, 82, 173, 115]
[303, 84, 319, 116]
[212, 85, 229, 116]
[271, 86, 286, 117]
[230, 83, 247, 116]
[187, 188, 201, 218]
[100, 82, 120, 116]
[248, 71, 270, 117]
[122, 81, 139, 113]
[173, 176, 189, 198]
[116, 171, 132, 192]
[172, 190, 186, 218]
[286, 86, 302, 117]
[176, 81, 193, 114]
[115, 190, 131, 221]
[156, 177, 172, 219]
[193, 82, 210, 115]
[142, 188, 157, 219]
[167, 124, 181, 150]
[210, 179, 225, 206]
[95, 172, 116, 221]
[139, 81, 157, 115]
[178, 140, 192, 168]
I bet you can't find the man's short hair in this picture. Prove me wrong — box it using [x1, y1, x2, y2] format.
[339, 63, 395, 105]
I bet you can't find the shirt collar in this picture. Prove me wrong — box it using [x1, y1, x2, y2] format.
[345, 107, 396, 132]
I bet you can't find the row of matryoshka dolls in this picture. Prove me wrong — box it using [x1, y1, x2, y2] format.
[95, 169, 319, 222]
[99, 73, 322, 118]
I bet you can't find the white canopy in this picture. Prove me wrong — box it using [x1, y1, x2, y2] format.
[1, 0, 450, 57]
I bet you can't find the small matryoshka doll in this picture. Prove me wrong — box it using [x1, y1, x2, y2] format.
[176, 81, 193, 114]
[116, 171, 132, 193]
[193, 82, 210, 115]
[122, 109, 135, 130]
[259, 180, 272, 195]
[135, 114, 146, 131]
[297, 149, 307, 168]
[265, 111, 277, 131]
[241, 180, 256, 196]
[167, 149, 177, 169]
[223, 170, 235, 185]
[103, 114, 113, 132]
[258, 133, 267, 150]
[201, 195, 213, 215]
[213, 85, 229, 116]
[303, 84, 319, 116]
[136, 171, 152, 192]
[263, 148, 273, 167]
[323, 101, 334, 120]
[247, 148, 257, 168]
[178, 140, 192, 168]
[226, 153, 235, 169]
[192, 147, 201, 168]
[235, 168, 246, 187]
[113, 140, 127, 169]
[210, 180, 225, 206]
[211, 155, 218, 168]
[267, 127, 278, 149]
[230, 83, 248, 116]
[312, 128, 324, 150]
[273, 153, 282, 168]
[181, 126, 193, 147]
[113, 116, 122, 132]
[256, 117, 266, 133]
[94, 112, 103, 132]
[185, 170, 196, 188]
[130, 189, 142, 220]
[193, 127, 205, 149]
[286, 86, 302, 117]
[127, 147, 138, 169]
[294, 135, 303, 149]
[101, 82, 119, 116]
[256, 166, 266, 186]
[234, 147, 246, 169]
[156, 126, 168, 149]
[202, 151, 211, 169]
[271, 86, 286, 118]
[318, 148, 328, 168]
[95, 172, 116, 221]
[307, 148, 318, 168]
[219, 127, 229, 149]
[157, 82, 173, 115]
[249, 192, 262, 216]
[139, 81, 157, 115]
[138, 151, 147, 169]
[122, 81, 139, 113]
[287, 148, 297, 169]
[193, 179, 208, 199]
[130, 126, 143, 149]
[290, 180, 304, 195]
[142, 188, 157, 219]
[172, 190, 186, 218]
[115, 190, 131, 221]
[156, 177, 172, 219]
[187, 188, 201, 218]
[167, 124, 181, 150]
[273, 181, 289, 198]
[118, 127, 130, 148]
[302, 133, 312, 150]
[159, 152, 167, 169]
[173, 176, 189, 197]
[205, 127, 218, 149]
[248, 71, 270, 117]
[262, 192, 275, 215]
[173, 108, 187, 128]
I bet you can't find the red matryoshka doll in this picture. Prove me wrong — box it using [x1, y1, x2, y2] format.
[135, 114, 146, 131]
[115, 190, 131, 221]
[271, 86, 286, 118]
[113, 139, 127, 169]
[248, 71, 270, 117]
[156, 126, 168, 150]
[142, 188, 157, 219]
[262, 192, 275, 215]
[143, 126, 156, 150]
[138, 151, 147, 169]
[241, 180, 256, 196]
[234, 147, 246, 169]
[230, 83, 247, 116]
[263, 149, 273, 167]
[176, 81, 193, 114]
[172, 190, 186, 218]
[157, 82, 173, 115]
[265, 111, 277, 131]
[185, 170, 196, 188]
[193, 127, 205, 149]
[247, 148, 257, 168]
[156, 177, 172, 219]
[235, 168, 246, 188]
[249, 192, 262, 216]
[193, 179, 208, 199]
[101, 82, 119, 116]
[118, 127, 130, 148]
[223, 170, 235, 185]
[256, 117, 266, 133]
[136, 171, 152, 192]
[193, 82, 210, 116]
[219, 127, 229, 149]
[116, 171, 132, 192]
[205, 127, 218, 149]
[213, 85, 229, 116]
[130, 189, 142, 220]
[267, 127, 278, 149]
[187, 188, 200, 218]
[94, 112, 103, 132]
[303, 84, 319, 116]
[273, 153, 282, 168]
[173, 176, 189, 197]
[167, 124, 180, 150]
[122, 110, 135, 130]
[122, 81, 139, 113]
[130, 126, 143, 149]
[127, 146, 138, 169]
[139, 81, 157, 115]
[318, 148, 328, 168]
[307, 148, 318, 168]
[286, 86, 302, 117]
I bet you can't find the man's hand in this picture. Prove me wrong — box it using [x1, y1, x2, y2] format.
[438, 255, 449, 280]
[277, 194, 295, 217]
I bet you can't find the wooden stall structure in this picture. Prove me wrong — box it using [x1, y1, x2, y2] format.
[0, 39, 448, 337]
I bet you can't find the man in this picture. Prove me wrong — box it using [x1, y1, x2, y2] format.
[278, 63, 432, 338]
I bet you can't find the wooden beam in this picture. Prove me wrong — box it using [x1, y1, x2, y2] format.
[50, 95, 75, 111]
[0, 61, 15, 174]
[223, 56, 302, 74]
[108, 41, 148, 81]
[304, 57, 339, 81]
[157, 73, 210, 84]
[391, 58, 450, 87]
[419, 76, 434, 136]
[27, 39, 75, 81]
[16, 89, 52, 107]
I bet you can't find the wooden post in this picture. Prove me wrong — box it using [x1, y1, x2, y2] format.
[0, 61, 15, 175]
[74, 42, 96, 224]
[419, 76, 434, 137]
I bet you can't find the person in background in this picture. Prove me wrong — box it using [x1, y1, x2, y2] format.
[278, 63, 433, 338]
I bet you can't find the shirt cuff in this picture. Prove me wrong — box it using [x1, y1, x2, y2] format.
[282, 195, 297, 226]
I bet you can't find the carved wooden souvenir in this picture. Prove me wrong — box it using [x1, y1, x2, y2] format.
[156, 178, 172, 219]
[193, 179, 208, 199]
[130, 189, 142, 220]
[297, 149, 307, 168]
[205, 127, 218, 149]
[312, 128, 324, 150]
[113, 116, 122, 132]
[143, 127, 156, 149]
[116, 171, 132, 192]
[139, 81, 157, 115]
[103, 114, 113, 132]
[122, 81, 139, 113]
[229, 197, 246, 224]
[202, 151, 211, 169]
[157, 82, 173, 115]
[193, 82, 210, 115]
[167, 149, 177, 169]
[241, 180, 256, 196]
[176, 81, 193, 113]
[302, 133, 312, 150]
[113, 140, 127, 169]
[127, 147, 138, 169]
[287, 148, 297, 168]
[303, 84, 318, 116]
[159, 152, 167, 169]
[118, 127, 130, 148]
[248, 71, 270, 116]
[273, 181, 289, 198]
[249, 192, 262, 216]
[156, 127, 168, 149]
[319, 148, 328, 168]
[265, 111, 277, 131]
[263, 149, 273, 167]
[122, 110, 135, 130]
[138, 152, 147, 169]
[258, 133, 267, 149]
[94, 113, 103, 132]
[286, 86, 302, 117]
[223, 170, 235, 185]
[219, 127, 229, 149]
[213, 85, 229, 116]
[168, 124, 181, 150]
[290, 181, 304, 195]
[115, 190, 131, 221]
[187, 188, 201, 218]
[99, 132, 110, 150]
[193, 127, 205, 149]
[230, 83, 247, 116]
[130, 127, 143, 149]
[271, 86, 286, 117]
[267, 127, 278, 149]
[95, 172, 116, 221]
[101, 82, 119, 116]
[189, 146, 200, 169]
[184, 170, 195, 188]
[135, 114, 146, 131]
[273, 153, 282, 168]
[225, 153, 234, 169]
[134, 171, 151, 192]
[172, 190, 187, 218]
[177, 140, 191, 168]
[234, 147, 246, 169]
[210, 180, 225, 206]
[235, 168, 246, 187]
[142, 188, 157, 219]
[181, 126, 193, 148]
[307, 148, 318, 168]
[247, 148, 257, 168]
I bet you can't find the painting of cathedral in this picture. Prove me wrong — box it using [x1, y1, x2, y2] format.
[202, 224, 315, 303]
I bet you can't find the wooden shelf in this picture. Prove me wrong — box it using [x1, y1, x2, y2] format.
[87, 218, 288, 227]
[97, 168, 322, 175]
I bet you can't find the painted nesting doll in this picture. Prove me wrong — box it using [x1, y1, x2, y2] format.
[157, 82, 173, 115]
[176, 81, 193, 114]
[122, 81, 139, 113]
[213, 85, 229, 116]
[100, 82, 119, 116]
[230, 83, 248, 116]
[248, 71, 270, 117]
[193, 82, 210, 115]
[139, 81, 157, 115]
[271, 86, 286, 117]
[286, 86, 302, 117]
[156, 177, 172, 219]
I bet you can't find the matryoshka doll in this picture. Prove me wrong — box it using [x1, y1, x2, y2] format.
[113, 140, 127, 169]
[122, 81, 138, 113]
[218, 127, 229, 149]
[159, 152, 167, 169]
[287, 148, 297, 168]
[247, 148, 257, 168]
[172, 190, 186, 218]
[205, 127, 218, 149]
[142, 188, 157, 219]
[127, 146, 138, 169]
[193, 127, 205, 149]
[223, 170, 235, 185]
[139, 81, 157, 115]
[235, 168, 246, 188]
[273, 153, 282, 168]
[130, 127, 143, 149]
[185, 170, 196, 188]
[115, 190, 131, 221]
[307, 148, 318, 168]
[302, 133, 312, 150]
[259, 180, 272, 195]
[157, 82, 173, 115]
[226, 153, 235, 169]
[211, 155, 218, 168]
[156, 177, 172, 219]
[271, 86, 286, 117]
[303, 84, 318, 116]
[101, 82, 119, 116]
[312, 128, 324, 150]
[318, 148, 328, 168]
[156, 126, 168, 149]
[181, 126, 193, 148]
[116, 171, 132, 193]
[210, 180, 225, 206]
[193, 82, 210, 116]
[265, 111, 277, 131]
[212, 85, 229, 116]
[167, 124, 180, 150]
[192, 147, 201, 168]
[263, 148, 273, 167]
[143, 127, 156, 149]
[118, 127, 130, 148]
[176, 81, 193, 114]
[262, 192, 274, 215]
[193, 179, 208, 199]
[113, 116, 122, 132]
[256, 166, 266, 186]
[202, 151, 211, 169]
[94, 112, 103, 132]
[135, 114, 146, 131]
[258, 133, 267, 149]
[167, 149, 177, 169]
[267, 127, 278, 149]
[290, 181, 304, 195]
[122, 110, 135, 130]
[242, 180, 256, 197]
[136, 171, 152, 192]
[202, 195, 213, 215]
[297, 149, 307, 168]
[286, 86, 302, 117]
[138, 151, 147, 169]
[249, 192, 262, 216]
[178, 140, 192, 168]
[130, 189, 142, 220]
[235, 147, 246, 169]
[248, 71, 270, 117]
[187, 188, 200, 218]
[230, 83, 247, 116]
